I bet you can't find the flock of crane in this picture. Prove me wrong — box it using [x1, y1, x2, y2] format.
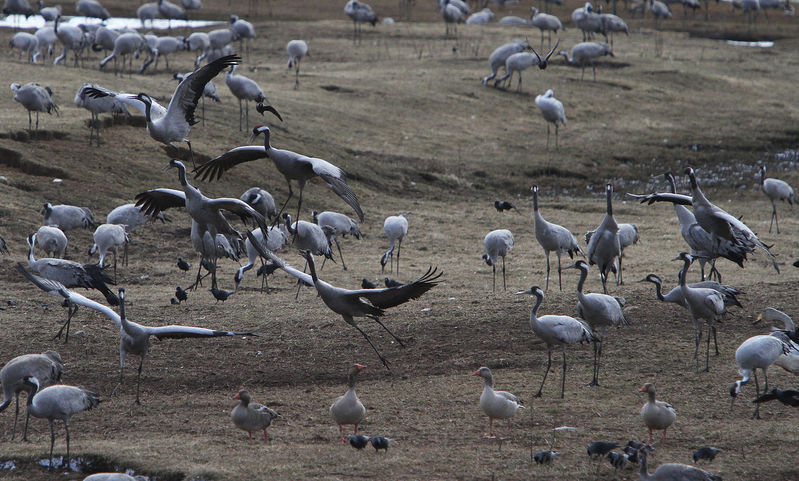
[1, 0, 798, 479]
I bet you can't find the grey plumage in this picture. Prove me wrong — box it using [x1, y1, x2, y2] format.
[0, 350, 63, 441]
[106, 203, 169, 232]
[381, 213, 409, 274]
[234, 225, 288, 291]
[482, 40, 533, 85]
[759, 164, 794, 234]
[89, 223, 129, 280]
[225, 64, 275, 131]
[42, 202, 94, 231]
[10, 82, 58, 131]
[344, 0, 378, 41]
[586, 183, 620, 294]
[313, 210, 361, 271]
[482, 229, 514, 291]
[730, 334, 794, 419]
[638, 445, 722, 481]
[75, 83, 131, 146]
[286, 39, 308, 88]
[557, 41, 614, 81]
[241, 187, 277, 221]
[9, 32, 40, 63]
[53, 15, 87, 67]
[35, 225, 67, 259]
[535, 89, 566, 149]
[76, 0, 109, 19]
[532, 185, 582, 291]
[693, 446, 723, 463]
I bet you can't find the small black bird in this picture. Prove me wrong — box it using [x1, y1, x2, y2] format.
[587, 441, 619, 458]
[623, 445, 641, 464]
[177, 257, 191, 272]
[170, 298, 180, 305]
[693, 446, 724, 463]
[626, 440, 645, 451]
[175, 286, 188, 303]
[210, 287, 234, 302]
[349, 434, 370, 450]
[793, 259, 799, 268]
[607, 451, 627, 469]
[494, 200, 518, 213]
[370, 435, 391, 452]
[361, 278, 378, 289]
[533, 450, 560, 465]
[753, 388, 799, 407]
[384, 277, 403, 288]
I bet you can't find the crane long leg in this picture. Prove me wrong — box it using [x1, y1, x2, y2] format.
[10, 393, 20, 440]
[770, 202, 779, 234]
[618, 255, 624, 285]
[64, 420, 70, 466]
[711, 324, 719, 355]
[294, 259, 308, 300]
[501, 255, 507, 290]
[186, 140, 195, 170]
[492, 264, 496, 291]
[535, 347, 552, 397]
[293, 185, 305, 235]
[48, 420, 55, 470]
[334, 238, 347, 270]
[556, 251, 563, 291]
[273, 182, 294, 227]
[546, 123, 550, 150]
[396, 238, 402, 276]
[367, 315, 405, 346]
[135, 356, 144, 405]
[52, 302, 77, 342]
[238, 98, 243, 131]
[545, 250, 551, 291]
[561, 346, 567, 399]
[555, 124, 559, 149]
[353, 323, 390, 370]
[704, 324, 711, 372]
[752, 370, 761, 419]
[588, 339, 601, 386]
[22, 403, 32, 442]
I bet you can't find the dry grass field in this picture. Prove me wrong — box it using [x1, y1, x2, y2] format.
[1, 0, 799, 479]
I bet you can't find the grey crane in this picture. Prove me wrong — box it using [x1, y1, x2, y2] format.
[598, 12, 628, 49]
[632, 167, 779, 273]
[730, 334, 795, 418]
[247, 240, 442, 369]
[313, 210, 361, 271]
[650, 0, 672, 25]
[21, 376, 100, 470]
[494, 40, 559, 91]
[35, 225, 67, 259]
[134, 159, 267, 289]
[42, 203, 94, 231]
[173, 71, 219, 126]
[91, 25, 118, 57]
[2, 0, 33, 17]
[586, 183, 620, 294]
[10, 32, 40, 63]
[74, 83, 130, 146]
[535, 89, 566, 149]
[240, 187, 277, 221]
[0, 350, 62, 441]
[152, 35, 185, 71]
[629, 172, 752, 282]
[529, 7, 564, 48]
[557, 41, 613, 81]
[382, 213, 409, 275]
[344, 0, 378, 42]
[53, 15, 87, 67]
[188, 219, 242, 289]
[673, 252, 726, 372]
[184, 31, 209, 67]
[137, 1, 160, 27]
[89, 223, 129, 281]
[157, 0, 186, 28]
[532, 185, 582, 291]
[99, 32, 154, 76]
[22, 273, 258, 405]
[586, 222, 638, 285]
[286, 39, 308, 89]
[106, 203, 169, 232]
[230, 14, 255, 59]
[482, 40, 533, 85]
[194, 125, 363, 226]
[226, 64, 280, 131]
[441, 0, 466, 36]
[25, 236, 118, 340]
[34, 25, 56, 59]
[516, 286, 595, 398]
[75, 0, 109, 20]
[234, 225, 288, 291]
[564, 259, 628, 386]
[637, 445, 722, 481]
[466, 7, 494, 24]
[639, 273, 741, 311]
[89, 55, 240, 166]
[482, 229, 514, 291]
[207, 26, 237, 52]
[759, 164, 794, 234]
[498, 5, 534, 24]
[572, 2, 603, 41]
[284, 213, 334, 297]
[180, 0, 201, 9]
[10, 82, 58, 131]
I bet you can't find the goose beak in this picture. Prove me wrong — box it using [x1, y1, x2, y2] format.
[753, 313, 763, 325]
[638, 385, 648, 393]
[355, 364, 366, 371]
[472, 369, 481, 376]
[232, 392, 241, 400]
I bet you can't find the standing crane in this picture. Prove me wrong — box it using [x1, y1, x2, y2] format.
[586, 183, 620, 294]
[557, 42, 614, 81]
[532, 184, 582, 290]
[482, 229, 514, 291]
[535, 89, 566, 149]
[382, 213, 409, 275]
[759, 165, 794, 234]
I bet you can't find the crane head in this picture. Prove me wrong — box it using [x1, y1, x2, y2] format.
[249, 124, 270, 143]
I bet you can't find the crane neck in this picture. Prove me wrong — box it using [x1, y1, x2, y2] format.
[678, 258, 690, 288]
[530, 292, 544, 325]
[576, 266, 588, 296]
[665, 174, 677, 194]
[28, 236, 36, 264]
[284, 216, 296, 235]
[174, 161, 188, 187]
[305, 253, 319, 284]
[650, 278, 665, 301]
[605, 187, 613, 216]
[532, 188, 539, 212]
[141, 97, 153, 124]
[262, 128, 272, 151]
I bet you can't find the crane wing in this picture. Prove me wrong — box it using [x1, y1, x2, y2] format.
[84, 87, 167, 119]
[627, 192, 693, 206]
[207, 197, 267, 230]
[164, 54, 240, 127]
[193, 146, 267, 181]
[134, 188, 186, 217]
[148, 324, 258, 340]
[708, 205, 778, 273]
[352, 267, 443, 309]
[318, 172, 364, 223]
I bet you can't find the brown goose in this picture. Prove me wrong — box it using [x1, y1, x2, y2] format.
[230, 390, 280, 443]
[330, 364, 367, 443]
[639, 383, 676, 444]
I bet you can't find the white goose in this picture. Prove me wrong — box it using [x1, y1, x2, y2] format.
[473, 366, 522, 438]
[639, 383, 676, 444]
[330, 363, 367, 443]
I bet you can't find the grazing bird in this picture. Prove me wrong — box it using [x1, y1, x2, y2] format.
[473, 366, 522, 438]
[362, 278, 377, 289]
[350, 434, 370, 449]
[10, 82, 58, 131]
[21, 276, 257, 405]
[535, 89, 566, 150]
[10, 32, 40, 63]
[194, 125, 362, 225]
[384, 277, 403, 288]
[74, 83, 131, 146]
[381, 213, 409, 275]
[759, 165, 794, 234]
[98, 32, 154, 76]
[157, 0, 186, 26]
[693, 446, 724, 463]
[494, 41, 559, 91]
[234, 226, 288, 291]
[466, 7, 494, 24]
[482, 229, 514, 291]
[247, 240, 441, 369]
[210, 286, 234, 302]
[730, 334, 794, 419]
[331, 363, 367, 442]
[0, 350, 63, 441]
[532, 185, 582, 291]
[313, 210, 361, 271]
[175, 285, 188, 303]
[586, 183, 620, 294]
[564, 260, 628, 386]
[177, 256, 191, 272]
[344, 0, 378, 42]
[241, 187, 278, 222]
[35, 225, 67, 259]
[371, 435, 391, 452]
[494, 200, 517, 212]
[598, 12, 628, 49]
[572, 2, 603, 41]
[225, 65, 281, 131]
[2, 0, 34, 17]
[650, 0, 672, 25]
[639, 273, 741, 311]
[89, 223, 129, 281]
[286, 39, 308, 89]
[637, 445, 721, 481]
[76, 0, 109, 19]
[529, 7, 564, 48]
[516, 286, 594, 398]
[753, 388, 799, 407]
[639, 383, 676, 444]
[283, 213, 333, 296]
[230, 390, 279, 443]
[557, 42, 614, 81]
[21, 376, 100, 470]
[673, 252, 727, 372]
[534, 450, 560, 464]
[42, 203, 95, 231]
[587, 441, 618, 458]
[52, 15, 87, 67]
[482, 40, 533, 85]
[87, 55, 241, 167]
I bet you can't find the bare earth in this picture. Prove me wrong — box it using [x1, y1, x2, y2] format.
[1, 0, 799, 479]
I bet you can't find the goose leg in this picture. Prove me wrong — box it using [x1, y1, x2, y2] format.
[338, 424, 346, 443]
[535, 347, 552, 398]
[353, 323, 391, 370]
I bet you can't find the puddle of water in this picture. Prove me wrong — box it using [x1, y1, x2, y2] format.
[0, 14, 223, 30]
[726, 40, 774, 48]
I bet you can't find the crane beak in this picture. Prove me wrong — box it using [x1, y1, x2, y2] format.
[636, 277, 648, 283]
[514, 288, 532, 295]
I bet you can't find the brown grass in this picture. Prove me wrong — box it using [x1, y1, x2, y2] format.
[1, 0, 799, 479]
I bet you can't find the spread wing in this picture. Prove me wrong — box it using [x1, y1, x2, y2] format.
[352, 267, 443, 309]
[626, 192, 693, 206]
[193, 146, 268, 182]
[165, 54, 240, 127]
[148, 324, 257, 340]
[134, 188, 186, 217]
